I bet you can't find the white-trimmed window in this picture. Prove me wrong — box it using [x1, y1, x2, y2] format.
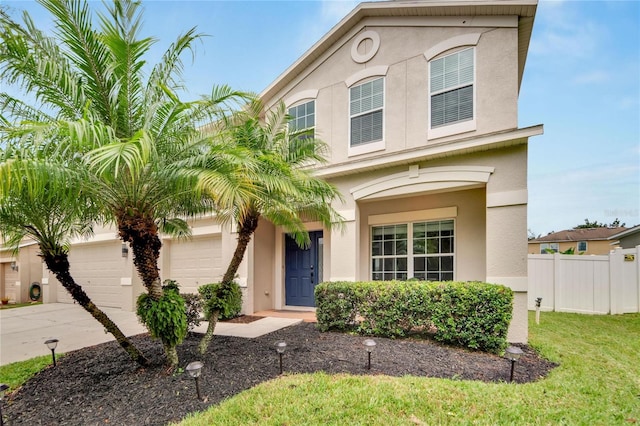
[288, 100, 315, 138]
[371, 219, 454, 281]
[577, 241, 587, 252]
[350, 77, 384, 148]
[430, 48, 474, 128]
[540, 243, 559, 254]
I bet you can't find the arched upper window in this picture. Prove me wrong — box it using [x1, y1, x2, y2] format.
[424, 33, 481, 140]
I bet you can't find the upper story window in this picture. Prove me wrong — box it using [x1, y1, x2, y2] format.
[350, 77, 384, 148]
[430, 47, 474, 129]
[577, 241, 587, 252]
[288, 100, 315, 138]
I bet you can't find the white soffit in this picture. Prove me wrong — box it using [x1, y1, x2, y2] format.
[351, 165, 494, 201]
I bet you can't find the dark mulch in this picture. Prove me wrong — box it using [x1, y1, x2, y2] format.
[220, 315, 263, 324]
[3, 323, 557, 425]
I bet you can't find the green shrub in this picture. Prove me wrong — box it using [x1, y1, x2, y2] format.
[315, 280, 513, 353]
[198, 282, 242, 321]
[315, 281, 360, 331]
[137, 284, 188, 348]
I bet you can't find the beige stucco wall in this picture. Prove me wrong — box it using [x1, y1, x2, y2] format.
[251, 219, 276, 312]
[271, 20, 519, 165]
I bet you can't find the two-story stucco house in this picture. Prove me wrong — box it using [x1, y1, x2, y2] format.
[3, 0, 541, 343]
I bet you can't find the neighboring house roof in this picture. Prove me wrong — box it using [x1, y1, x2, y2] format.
[260, 0, 538, 103]
[608, 224, 640, 240]
[530, 227, 628, 243]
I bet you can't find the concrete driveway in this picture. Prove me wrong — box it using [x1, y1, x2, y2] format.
[0, 303, 301, 366]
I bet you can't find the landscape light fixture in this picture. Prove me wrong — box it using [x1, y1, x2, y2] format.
[44, 339, 59, 367]
[275, 341, 287, 374]
[121, 243, 129, 258]
[185, 361, 204, 401]
[505, 346, 523, 383]
[0, 383, 9, 426]
[363, 339, 376, 370]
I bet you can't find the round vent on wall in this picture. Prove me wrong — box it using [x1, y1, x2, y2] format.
[351, 30, 380, 64]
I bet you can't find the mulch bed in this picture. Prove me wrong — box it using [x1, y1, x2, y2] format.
[220, 315, 263, 324]
[3, 323, 557, 425]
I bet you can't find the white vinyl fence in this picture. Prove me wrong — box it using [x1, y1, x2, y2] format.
[528, 247, 640, 314]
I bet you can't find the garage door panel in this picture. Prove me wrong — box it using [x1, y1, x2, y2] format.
[168, 237, 222, 294]
[61, 242, 123, 308]
[2, 263, 19, 301]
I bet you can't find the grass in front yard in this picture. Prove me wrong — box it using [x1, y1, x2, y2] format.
[0, 301, 42, 310]
[179, 312, 640, 425]
[0, 355, 54, 391]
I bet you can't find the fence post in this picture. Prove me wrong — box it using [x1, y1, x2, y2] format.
[553, 253, 561, 312]
[636, 246, 640, 314]
[609, 248, 621, 314]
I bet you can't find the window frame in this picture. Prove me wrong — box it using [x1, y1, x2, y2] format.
[577, 241, 588, 252]
[348, 77, 385, 156]
[540, 243, 559, 254]
[370, 219, 456, 281]
[288, 99, 316, 139]
[428, 47, 476, 140]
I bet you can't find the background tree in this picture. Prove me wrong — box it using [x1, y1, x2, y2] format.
[0, 152, 148, 366]
[194, 101, 344, 354]
[574, 218, 626, 229]
[0, 0, 247, 367]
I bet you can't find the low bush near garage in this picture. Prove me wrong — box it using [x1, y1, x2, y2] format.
[315, 280, 513, 353]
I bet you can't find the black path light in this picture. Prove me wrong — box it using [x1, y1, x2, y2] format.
[505, 346, 524, 383]
[185, 361, 204, 401]
[363, 339, 376, 370]
[275, 341, 287, 374]
[44, 339, 59, 367]
[0, 383, 9, 426]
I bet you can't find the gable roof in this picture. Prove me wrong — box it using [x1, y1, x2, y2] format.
[608, 224, 640, 240]
[260, 0, 538, 103]
[530, 227, 628, 243]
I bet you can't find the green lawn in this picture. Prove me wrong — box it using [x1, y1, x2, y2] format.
[178, 312, 640, 425]
[0, 355, 53, 391]
[0, 301, 42, 310]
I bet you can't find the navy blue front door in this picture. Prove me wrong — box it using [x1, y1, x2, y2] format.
[285, 231, 323, 307]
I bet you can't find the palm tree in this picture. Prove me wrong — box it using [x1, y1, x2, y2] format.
[0, 0, 247, 367]
[0, 152, 149, 366]
[194, 101, 344, 354]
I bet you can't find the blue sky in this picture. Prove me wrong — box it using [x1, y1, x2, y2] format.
[3, 0, 639, 235]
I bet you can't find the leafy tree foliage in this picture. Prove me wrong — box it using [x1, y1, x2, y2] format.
[574, 218, 626, 229]
[193, 101, 344, 353]
[1, 0, 247, 366]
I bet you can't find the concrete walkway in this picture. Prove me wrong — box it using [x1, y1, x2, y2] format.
[0, 303, 301, 366]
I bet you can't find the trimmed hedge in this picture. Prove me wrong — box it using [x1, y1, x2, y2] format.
[315, 280, 513, 354]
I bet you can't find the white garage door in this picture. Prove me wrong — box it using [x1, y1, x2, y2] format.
[167, 236, 222, 294]
[61, 241, 123, 308]
[2, 262, 19, 301]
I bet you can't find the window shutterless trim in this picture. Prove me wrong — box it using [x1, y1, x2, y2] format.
[348, 77, 385, 156]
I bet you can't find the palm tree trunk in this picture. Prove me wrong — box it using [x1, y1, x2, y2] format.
[221, 213, 260, 286]
[41, 251, 149, 367]
[117, 212, 163, 300]
[199, 213, 260, 354]
[198, 310, 219, 355]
